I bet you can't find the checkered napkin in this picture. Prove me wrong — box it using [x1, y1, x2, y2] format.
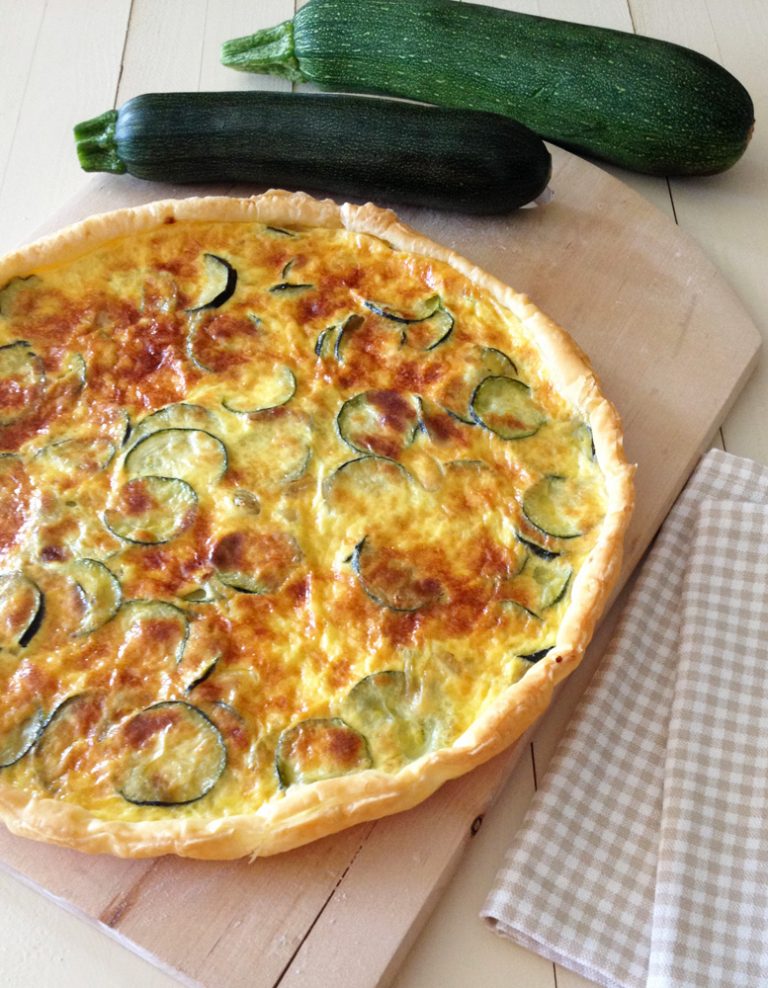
[481, 449, 768, 988]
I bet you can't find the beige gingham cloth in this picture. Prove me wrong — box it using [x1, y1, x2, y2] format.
[481, 449, 768, 988]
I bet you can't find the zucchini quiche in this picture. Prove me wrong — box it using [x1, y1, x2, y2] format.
[0, 192, 633, 859]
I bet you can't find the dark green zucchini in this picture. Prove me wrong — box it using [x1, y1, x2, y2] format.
[73, 91, 551, 214]
[222, 0, 754, 176]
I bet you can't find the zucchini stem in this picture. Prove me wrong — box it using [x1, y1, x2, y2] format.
[73, 110, 126, 174]
[220, 21, 305, 81]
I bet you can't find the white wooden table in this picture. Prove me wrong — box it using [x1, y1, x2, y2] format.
[0, 2, 765, 986]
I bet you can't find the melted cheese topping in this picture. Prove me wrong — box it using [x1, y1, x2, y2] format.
[0, 220, 607, 822]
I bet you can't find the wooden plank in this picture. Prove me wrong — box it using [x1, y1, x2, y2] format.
[0, 0, 131, 254]
[629, 1, 768, 462]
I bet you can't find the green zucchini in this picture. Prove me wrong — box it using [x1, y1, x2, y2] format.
[35, 436, 116, 478]
[470, 376, 546, 440]
[116, 600, 190, 666]
[522, 474, 603, 541]
[365, 296, 454, 351]
[104, 475, 198, 544]
[130, 403, 218, 447]
[118, 701, 227, 806]
[0, 572, 44, 649]
[436, 346, 516, 425]
[336, 390, 420, 458]
[66, 559, 122, 636]
[186, 253, 237, 312]
[73, 91, 551, 214]
[0, 341, 45, 425]
[34, 692, 107, 790]
[232, 411, 312, 485]
[221, 364, 296, 415]
[212, 529, 302, 595]
[124, 427, 228, 487]
[0, 708, 45, 769]
[341, 670, 425, 765]
[352, 536, 442, 612]
[275, 717, 371, 787]
[222, 0, 754, 176]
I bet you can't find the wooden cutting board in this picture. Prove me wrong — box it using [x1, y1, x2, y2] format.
[0, 148, 760, 988]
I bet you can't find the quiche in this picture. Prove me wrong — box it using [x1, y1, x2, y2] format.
[0, 192, 633, 859]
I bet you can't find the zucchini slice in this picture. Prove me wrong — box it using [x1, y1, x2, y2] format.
[116, 599, 189, 666]
[0, 275, 41, 318]
[34, 692, 108, 791]
[187, 310, 262, 374]
[365, 296, 453, 351]
[35, 436, 116, 479]
[314, 325, 339, 359]
[104, 475, 198, 544]
[270, 262, 314, 294]
[516, 532, 561, 561]
[66, 559, 122, 636]
[233, 411, 312, 485]
[130, 403, 218, 447]
[336, 390, 420, 458]
[522, 475, 588, 539]
[470, 375, 546, 439]
[124, 427, 228, 487]
[221, 364, 296, 414]
[0, 341, 45, 425]
[117, 701, 226, 806]
[275, 717, 371, 787]
[269, 282, 314, 295]
[53, 352, 87, 394]
[502, 555, 573, 615]
[519, 646, 554, 663]
[332, 313, 365, 362]
[435, 345, 517, 423]
[212, 529, 302, 594]
[323, 455, 413, 504]
[186, 253, 237, 312]
[182, 653, 220, 692]
[0, 572, 44, 648]
[0, 708, 45, 769]
[352, 537, 442, 612]
[341, 670, 425, 764]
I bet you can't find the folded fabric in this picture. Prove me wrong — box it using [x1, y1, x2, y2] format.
[481, 449, 768, 988]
